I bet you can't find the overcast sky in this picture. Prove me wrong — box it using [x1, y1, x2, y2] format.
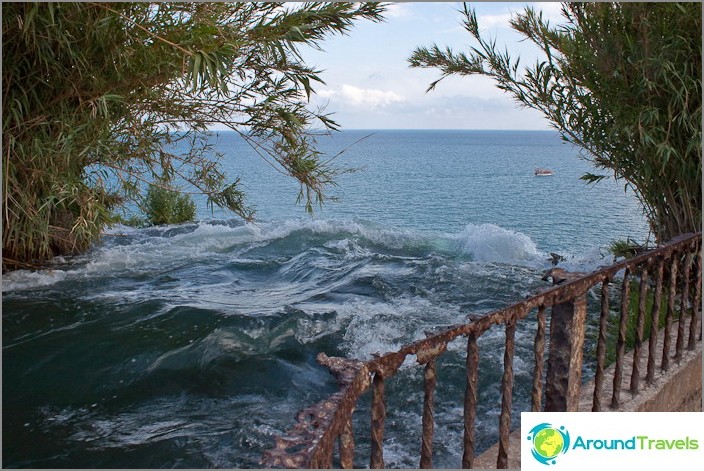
[301, 1, 566, 130]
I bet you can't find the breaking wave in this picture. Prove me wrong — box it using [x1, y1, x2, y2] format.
[2, 218, 573, 293]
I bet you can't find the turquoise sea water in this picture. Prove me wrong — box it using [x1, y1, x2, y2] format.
[2, 130, 650, 468]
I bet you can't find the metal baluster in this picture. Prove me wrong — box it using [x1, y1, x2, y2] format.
[593, 279, 610, 411]
[339, 418, 354, 469]
[370, 373, 386, 469]
[497, 318, 516, 469]
[630, 267, 649, 393]
[675, 251, 693, 361]
[420, 359, 436, 469]
[646, 260, 665, 383]
[662, 257, 678, 371]
[689, 245, 702, 349]
[532, 306, 546, 412]
[462, 333, 479, 469]
[611, 268, 630, 409]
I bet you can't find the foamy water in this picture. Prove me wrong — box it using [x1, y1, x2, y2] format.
[3, 130, 650, 468]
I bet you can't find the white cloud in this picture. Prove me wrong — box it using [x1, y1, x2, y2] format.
[476, 13, 513, 29]
[318, 84, 405, 110]
[341, 85, 404, 108]
[530, 2, 566, 25]
[384, 3, 414, 19]
[317, 89, 337, 99]
[476, 3, 566, 31]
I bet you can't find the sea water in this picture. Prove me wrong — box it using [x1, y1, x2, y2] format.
[2, 130, 650, 468]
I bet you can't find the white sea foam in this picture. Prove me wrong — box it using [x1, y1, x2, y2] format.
[336, 296, 464, 360]
[452, 223, 545, 265]
[2, 218, 585, 293]
[1, 269, 68, 292]
[559, 245, 614, 273]
[1, 219, 415, 291]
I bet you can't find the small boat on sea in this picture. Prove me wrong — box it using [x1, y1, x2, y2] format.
[534, 168, 554, 176]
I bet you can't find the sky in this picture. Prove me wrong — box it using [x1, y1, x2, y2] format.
[300, 1, 567, 130]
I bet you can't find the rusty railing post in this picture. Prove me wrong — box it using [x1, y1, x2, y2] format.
[646, 260, 665, 384]
[611, 268, 631, 409]
[462, 333, 479, 469]
[339, 418, 354, 469]
[689, 245, 702, 348]
[531, 306, 547, 412]
[630, 266, 649, 394]
[370, 372, 386, 469]
[675, 250, 693, 362]
[419, 359, 436, 469]
[592, 277, 610, 411]
[497, 315, 518, 468]
[543, 269, 588, 411]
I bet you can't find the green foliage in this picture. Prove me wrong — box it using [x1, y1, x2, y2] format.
[609, 238, 647, 261]
[141, 183, 197, 226]
[113, 214, 148, 229]
[410, 2, 701, 244]
[2, 2, 386, 270]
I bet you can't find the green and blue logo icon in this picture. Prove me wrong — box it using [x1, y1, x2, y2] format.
[527, 423, 571, 465]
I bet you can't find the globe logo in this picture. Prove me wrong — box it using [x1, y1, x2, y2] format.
[526, 423, 570, 465]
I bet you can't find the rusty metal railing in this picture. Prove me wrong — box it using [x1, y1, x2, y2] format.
[262, 232, 702, 469]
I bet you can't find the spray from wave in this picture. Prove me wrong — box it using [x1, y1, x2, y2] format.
[451, 223, 544, 264]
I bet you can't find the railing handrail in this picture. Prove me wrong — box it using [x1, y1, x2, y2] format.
[262, 231, 702, 468]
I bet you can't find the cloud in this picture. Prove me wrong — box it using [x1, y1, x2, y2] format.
[477, 4, 566, 31]
[384, 3, 414, 19]
[318, 84, 405, 110]
[529, 2, 566, 25]
[476, 13, 513, 29]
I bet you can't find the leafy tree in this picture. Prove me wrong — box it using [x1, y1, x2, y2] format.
[409, 2, 701, 243]
[141, 180, 197, 227]
[2, 2, 385, 270]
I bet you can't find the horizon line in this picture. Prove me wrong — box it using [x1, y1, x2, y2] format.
[208, 127, 557, 132]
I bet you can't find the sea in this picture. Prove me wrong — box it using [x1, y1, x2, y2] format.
[2, 130, 650, 468]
